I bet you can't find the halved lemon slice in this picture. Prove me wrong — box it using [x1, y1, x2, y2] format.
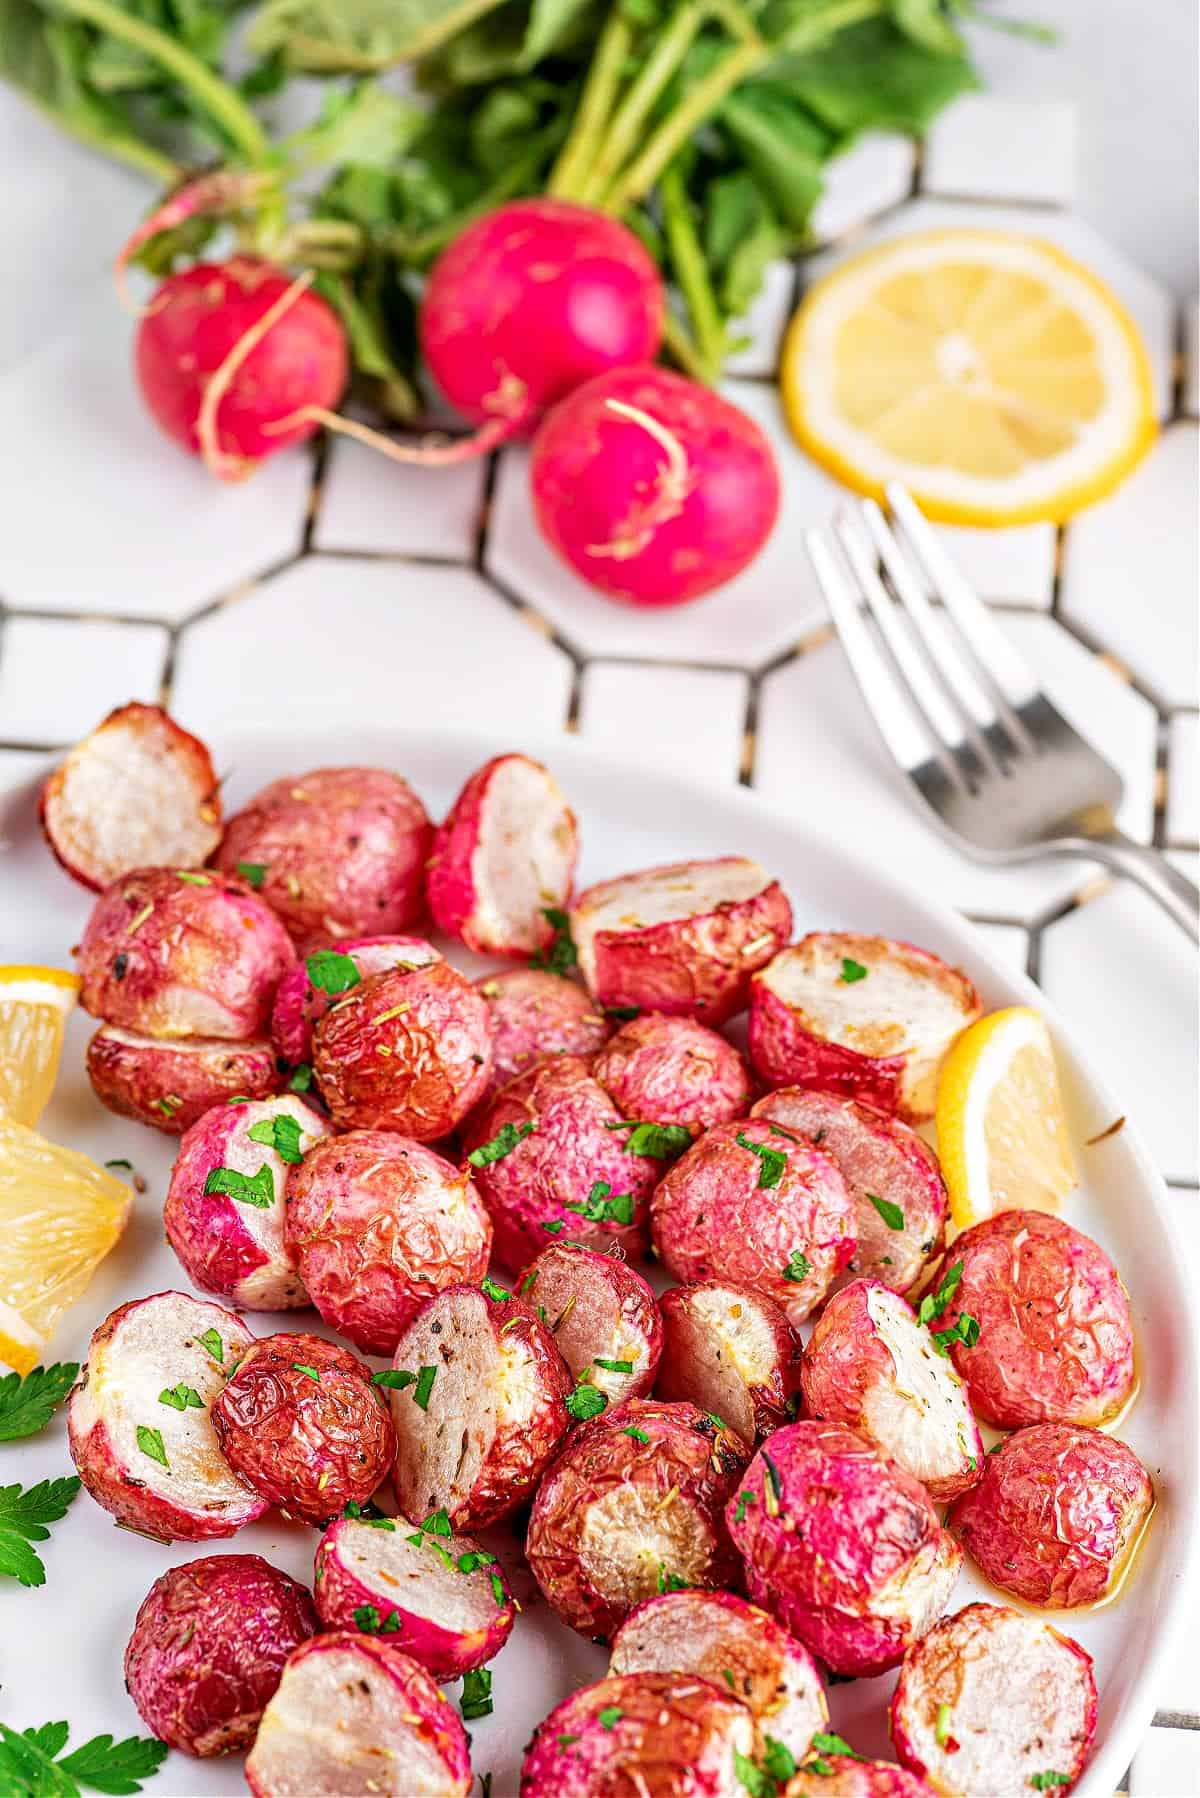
[0, 1117, 132, 1373]
[781, 229, 1155, 525]
[935, 1005, 1077, 1229]
[0, 965, 81, 1128]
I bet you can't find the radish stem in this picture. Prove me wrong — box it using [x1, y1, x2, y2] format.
[659, 162, 725, 382]
[603, 39, 766, 212]
[547, 12, 633, 199]
[578, 3, 704, 209]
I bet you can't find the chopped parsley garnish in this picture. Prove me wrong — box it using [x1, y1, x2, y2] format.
[918, 1261, 963, 1325]
[733, 1749, 773, 1796]
[0, 1363, 79, 1442]
[412, 1366, 438, 1410]
[371, 1368, 416, 1390]
[721, 1668, 736, 1690]
[702, 1412, 726, 1431]
[289, 1062, 314, 1093]
[104, 1158, 133, 1171]
[468, 1122, 534, 1167]
[931, 1313, 980, 1356]
[811, 1732, 865, 1761]
[735, 1132, 787, 1189]
[765, 1122, 801, 1143]
[565, 1382, 607, 1422]
[541, 1219, 565, 1234]
[0, 1476, 81, 1588]
[197, 1328, 225, 1363]
[603, 1005, 640, 1020]
[481, 1276, 512, 1303]
[606, 1119, 693, 1159]
[866, 1191, 905, 1231]
[175, 871, 210, 886]
[460, 1669, 493, 1720]
[593, 1356, 634, 1374]
[732, 1489, 756, 1523]
[415, 1509, 452, 1538]
[235, 862, 267, 888]
[763, 1738, 797, 1780]
[291, 1363, 321, 1383]
[966, 1454, 977, 1472]
[157, 1383, 203, 1412]
[342, 1501, 396, 1529]
[840, 957, 868, 983]
[597, 1707, 622, 1730]
[656, 1565, 689, 1593]
[203, 1164, 274, 1208]
[761, 1450, 783, 1515]
[306, 948, 361, 994]
[1029, 1777, 1071, 1791]
[352, 1603, 400, 1635]
[530, 908, 577, 977]
[566, 1181, 634, 1226]
[0, 1720, 167, 1794]
[622, 1425, 650, 1444]
[456, 1549, 496, 1574]
[782, 1250, 812, 1283]
[136, 1426, 169, 1469]
[557, 1734, 581, 1750]
[518, 1270, 539, 1294]
[935, 1703, 953, 1747]
[248, 1114, 305, 1164]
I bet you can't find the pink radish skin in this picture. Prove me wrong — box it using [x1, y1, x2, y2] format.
[531, 364, 781, 607]
[134, 259, 348, 479]
[420, 200, 665, 450]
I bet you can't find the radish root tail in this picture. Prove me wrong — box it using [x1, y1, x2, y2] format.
[115, 169, 275, 311]
[197, 269, 316, 483]
[584, 397, 693, 560]
[261, 407, 519, 466]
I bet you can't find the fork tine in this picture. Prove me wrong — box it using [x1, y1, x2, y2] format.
[885, 483, 1042, 720]
[804, 529, 969, 794]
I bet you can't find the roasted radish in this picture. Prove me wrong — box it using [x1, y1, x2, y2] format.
[475, 967, 612, 1096]
[656, 1281, 800, 1446]
[68, 1291, 263, 1541]
[749, 934, 982, 1121]
[592, 1012, 752, 1136]
[86, 1027, 282, 1134]
[270, 934, 441, 1066]
[570, 857, 791, 1024]
[521, 1671, 755, 1797]
[515, 1239, 662, 1407]
[40, 703, 220, 891]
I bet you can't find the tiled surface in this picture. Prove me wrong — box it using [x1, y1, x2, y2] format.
[923, 94, 1078, 205]
[1061, 426, 1199, 708]
[0, 89, 1194, 1790]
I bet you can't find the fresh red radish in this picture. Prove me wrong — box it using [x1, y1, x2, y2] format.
[134, 258, 348, 481]
[419, 199, 665, 454]
[531, 365, 781, 607]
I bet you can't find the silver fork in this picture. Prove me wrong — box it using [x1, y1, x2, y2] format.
[805, 483, 1199, 940]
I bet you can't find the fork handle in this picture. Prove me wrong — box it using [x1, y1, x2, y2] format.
[1061, 830, 1199, 940]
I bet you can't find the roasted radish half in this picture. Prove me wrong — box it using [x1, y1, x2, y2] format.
[526, 1399, 750, 1639]
[40, 702, 220, 891]
[270, 934, 441, 1066]
[77, 867, 295, 1039]
[211, 1332, 395, 1525]
[245, 1635, 472, 1798]
[68, 1291, 263, 1541]
[801, 1280, 984, 1504]
[427, 752, 579, 957]
[214, 766, 433, 949]
[890, 1604, 1098, 1796]
[125, 1554, 316, 1756]
[164, 1094, 330, 1309]
[592, 1012, 753, 1136]
[86, 1027, 282, 1134]
[749, 934, 982, 1122]
[285, 1132, 492, 1355]
[651, 1119, 856, 1326]
[949, 1423, 1154, 1609]
[521, 1671, 755, 1798]
[389, 1283, 571, 1531]
[925, 1210, 1135, 1430]
[750, 1087, 947, 1294]
[571, 857, 792, 1024]
[311, 960, 493, 1139]
[516, 1239, 662, 1407]
[475, 967, 612, 1096]
[609, 1589, 827, 1764]
[726, 1420, 962, 1678]
[313, 1512, 515, 1680]
[656, 1281, 800, 1446]
[787, 1760, 939, 1796]
[461, 1056, 660, 1269]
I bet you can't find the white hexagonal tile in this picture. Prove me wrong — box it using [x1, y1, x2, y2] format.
[1040, 881, 1198, 1184]
[0, 615, 168, 745]
[803, 198, 1176, 422]
[922, 96, 1077, 206]
[486, 379, 843, 668]
[1167, 713, 1198, 846]
[171, 558, 572, 741]
[312, 434, 485, 560]
[1061, 425, 1198, 708]
[1184, 297, 1199, 418]
[577, 662, 749, 785]
[1130, 1726, 1200, 1797]
[754, 614, 1157, 921]
[724, 261, 796, 378]
[932, 519, 1057, 609]
[0, 286, 313, 622]
[809, 134, 915, 244]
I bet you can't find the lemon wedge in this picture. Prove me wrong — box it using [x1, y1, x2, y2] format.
[0, 1117, 132, 1374]
[935, 1005, 1077, 1229]
[0, 965, 81, 1128]
[781, 229, 1155, 525]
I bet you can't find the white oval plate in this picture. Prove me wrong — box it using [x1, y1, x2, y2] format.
[1, 728, 1195, 1798]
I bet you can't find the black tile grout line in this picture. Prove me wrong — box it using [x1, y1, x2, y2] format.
[961, 912, 1033, 934]
[477, 562, 588, 674]
[1171, 302, 1189, 421]
[1151, 714, 1171, 850]
[173, 550, 308, 633]
[0, 738, 66, 756]
[1049, 523, 1068, 621]
[156, 624, 178, 709]
[472, 451, 500, 577]
[1025, 918, 1043, 986]
[307, 546, 477, 570]
[738, 669, 762, 787]
[300, 431, 330, 556]
[1049, 609, 1178, 720]
[581, 652, 762, 681]
[0, 603, 176, 634]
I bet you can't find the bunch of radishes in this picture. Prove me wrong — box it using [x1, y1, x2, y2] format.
[133, 196, 781, 609]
